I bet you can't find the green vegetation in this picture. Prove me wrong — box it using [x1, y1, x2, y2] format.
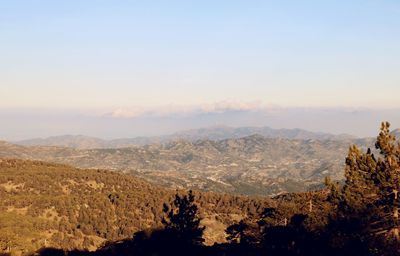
[0, 159, 276, 254]
[161, 190, 205, 245]
[1, 122, 400, 255]
[0, 134, 371, 196]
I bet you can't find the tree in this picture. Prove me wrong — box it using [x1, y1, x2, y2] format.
[373, 122, 400, 240]
[259, 207, 280, 227]
[161, 190, 205, 245]
[326, 122, 400, 248]
[226, 220, 261, 245]
[226, 220, 248, 244]
[327, 144, 379, 216]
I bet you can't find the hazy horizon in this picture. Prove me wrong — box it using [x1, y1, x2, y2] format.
[1, 1, 399, 139]
[1, 105, 400, 141]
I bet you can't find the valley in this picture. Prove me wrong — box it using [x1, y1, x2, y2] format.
[0, 131, 375, 196]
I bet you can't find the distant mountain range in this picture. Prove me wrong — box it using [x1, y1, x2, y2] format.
[15, 126, 355, 149]
[4, 126, 397, 196]
[0, 134, 376, 196]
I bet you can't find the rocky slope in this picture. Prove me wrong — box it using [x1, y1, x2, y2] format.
[0, 135, 375, 196]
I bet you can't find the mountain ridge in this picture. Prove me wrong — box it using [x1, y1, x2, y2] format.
[0, 134, 377, 196]
[14, 125, 356, 149]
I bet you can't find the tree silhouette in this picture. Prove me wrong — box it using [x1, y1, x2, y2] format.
[226, 220, 260, 245]
[226, 220, 247, 244]
[161, 190, 205, 245]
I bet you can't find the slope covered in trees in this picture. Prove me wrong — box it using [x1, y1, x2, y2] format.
[0, 159, 285, 254]
[0, 135, 374, 196]
[38, 123, 400, 255]
[2, 122, 400, 255]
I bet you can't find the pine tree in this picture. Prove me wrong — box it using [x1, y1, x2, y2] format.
[339, 144, 378, 216]
[373, 122, 400, 240]
[226, 220, 249, 244]
[326, 121, 400, 242]
[161, 190, 205, 245]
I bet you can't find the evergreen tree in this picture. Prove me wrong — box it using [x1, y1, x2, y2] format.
[326, 122, 400, 247]
[226, 220, 249, 244]
[161, 190, 205, 245]
[373, 122, 400, 240]
[226, 219, 261, 246]
[329, 144, 379, 217]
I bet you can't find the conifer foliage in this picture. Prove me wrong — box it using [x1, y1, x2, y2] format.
[5, 122, 400, 256]
[161, 190, 205, 245]
[374, 122, 400, 239]
[327, 121, 400, 243]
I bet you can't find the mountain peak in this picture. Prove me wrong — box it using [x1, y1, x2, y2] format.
[14, 126, 356, 149]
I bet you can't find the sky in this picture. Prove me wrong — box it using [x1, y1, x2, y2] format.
[1, 1, 399, 139]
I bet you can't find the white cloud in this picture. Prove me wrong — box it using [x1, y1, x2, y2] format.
[102, 101, 282, 119]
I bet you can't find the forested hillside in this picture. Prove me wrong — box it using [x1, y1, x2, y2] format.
[0, 159, 279, 253]
[0, 136, 374, 196]
[0, 158, 331, 255]
[1, 123, 400, 255]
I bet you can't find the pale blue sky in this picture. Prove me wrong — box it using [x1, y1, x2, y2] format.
[1, 0, 400, 110]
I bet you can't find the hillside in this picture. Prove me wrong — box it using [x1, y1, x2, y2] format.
[1, 126, 397, 255]
[0, 159, 282, 253]
[169, 126, 355, 142]
[14, 126, 355, 149]
[15, 135, 109, 150]
[0, 136, 374, 196]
